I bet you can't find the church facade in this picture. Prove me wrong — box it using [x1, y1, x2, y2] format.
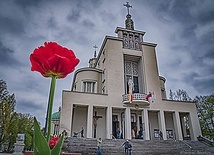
[60, 3, 201, 141]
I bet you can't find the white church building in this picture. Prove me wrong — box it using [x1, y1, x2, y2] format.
[59, 2, 201, 141]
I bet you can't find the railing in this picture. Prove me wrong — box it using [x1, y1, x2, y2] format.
[110, 134, 116, 140]
[122, 93, 149, 105]
[179, 140, 192, 149]
[197, 136, 214, 147]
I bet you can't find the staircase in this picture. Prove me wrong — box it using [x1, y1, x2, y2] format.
[63, 138, 214, 155]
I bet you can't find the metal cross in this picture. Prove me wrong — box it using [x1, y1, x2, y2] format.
[124, 2, 132, 15]
[93, 45, 98, 58]
[93, 111, 102, 138]
[93, 45, 98, 51]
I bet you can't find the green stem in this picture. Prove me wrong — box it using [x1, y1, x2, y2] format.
[46, 76, 56, 142]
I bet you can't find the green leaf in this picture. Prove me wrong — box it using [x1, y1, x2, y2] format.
[34, 117, 51, 155]
[51, 135, 64, 155]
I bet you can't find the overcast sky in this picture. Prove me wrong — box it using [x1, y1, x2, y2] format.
[0, 0, 213, 126]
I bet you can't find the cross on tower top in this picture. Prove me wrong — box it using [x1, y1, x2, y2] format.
[93, 45, 98, 58]
[124, 2, 132, 15]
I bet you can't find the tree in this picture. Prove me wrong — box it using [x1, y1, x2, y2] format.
[0, 80, 34, 152]
[17, 113, 34, 151]
[168, 89, 192, 101]
[0, 79, 19, 152]
[195, 94, 214, 140]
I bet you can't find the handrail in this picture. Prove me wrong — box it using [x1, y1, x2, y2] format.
[179, 140, 192, 149]
[110, 134, 116, 140]
[197, 136, 214, 147]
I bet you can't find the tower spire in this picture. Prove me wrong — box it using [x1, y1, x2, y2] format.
[124, 2, 132, 15]
[89, 45, 98, 68]
[93, 45, 98, 58]
[123, 2, 134, 30]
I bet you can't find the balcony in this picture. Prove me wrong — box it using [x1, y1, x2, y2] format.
[122, 93, 150, 106]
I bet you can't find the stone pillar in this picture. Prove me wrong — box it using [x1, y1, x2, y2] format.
[60, 104, 73, 137]
[173, 111, 183, 140]
[143, 109, 150, 140]
[125, 107, 131, 139]
[137, 113, 140, 132]
[158, 110, 167, 140]
[106, 106, 112, 139]
[180, 116, 187, 137]
[188, 113, 194, 140]
[13, 143, 25, 155]
[189, 111, 202, 141]
[87, 105, 93, 138]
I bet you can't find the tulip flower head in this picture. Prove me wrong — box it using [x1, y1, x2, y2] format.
[30, 42, 80, 78]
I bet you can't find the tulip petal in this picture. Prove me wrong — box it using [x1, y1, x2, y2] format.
[30, 54, 50, 77]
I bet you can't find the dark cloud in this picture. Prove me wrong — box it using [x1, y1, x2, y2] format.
[16, 99, 47, 125]
[67, 9, 81, 22]
[16, 99, 46, 113]
[81, 19, 95, 29]
[14, 0, 42, 8]
[47, 17, 58, 29]
[0, 15, 25, 35]
[0, 42, 20, 66]
[183, 72, 214, 95]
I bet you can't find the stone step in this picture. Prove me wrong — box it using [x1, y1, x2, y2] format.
[64, 138, 214, 155]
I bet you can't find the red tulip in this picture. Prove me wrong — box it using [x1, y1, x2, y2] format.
[30, 42, 80, 78]
[49, 137, 59, 149]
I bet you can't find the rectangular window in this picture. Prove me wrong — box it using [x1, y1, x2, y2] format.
[83, 81, 95, 93]
[102, 86, 105, 94]
[125, 61, 139, 94]
[133, 76, 139, 93]
[102, 58, 106, 63]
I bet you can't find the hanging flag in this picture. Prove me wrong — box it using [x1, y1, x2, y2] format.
[129, 87, 133, 103]
[146, 90, 155, 103]
[152, 90, 156, 100]
[128, 78, 134, 103]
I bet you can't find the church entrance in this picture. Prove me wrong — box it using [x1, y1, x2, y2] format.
[131, 113, 137, 139]
[92, 107, 106, 139]
[112, 115, 119, 139]
[179, 112, 193, 140]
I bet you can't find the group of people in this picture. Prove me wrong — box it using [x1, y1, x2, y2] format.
[116, 127, 144, 140]
[132, 127, 143, 139]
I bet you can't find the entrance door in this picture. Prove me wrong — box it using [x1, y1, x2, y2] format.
[112, 115, 119, 139]
[131, 114, 137, 138]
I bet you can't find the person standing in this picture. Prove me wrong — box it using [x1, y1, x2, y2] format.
[131, 128, 135, 139]
[122, 140, 132, 155]
[97, 138, 102, 155]
[138, 127, 143, 139]
[80, 127, 84, 138]
[116, 128, 120, 139]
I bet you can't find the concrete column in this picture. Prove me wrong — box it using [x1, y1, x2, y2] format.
[180, 116, 187, 137]
[187, 113, 194, 140]
[173, 111, 183, 140]
[143, 109, 150, 140]
[137, 113, 140, 132]
[189, 111, 202, 141]
[60, 104, 73, 137]
[87, 105, 93, 138]
[125, 107, 131, 139]
[106, 106, 112, 139]
[158, 110, 167, 140]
